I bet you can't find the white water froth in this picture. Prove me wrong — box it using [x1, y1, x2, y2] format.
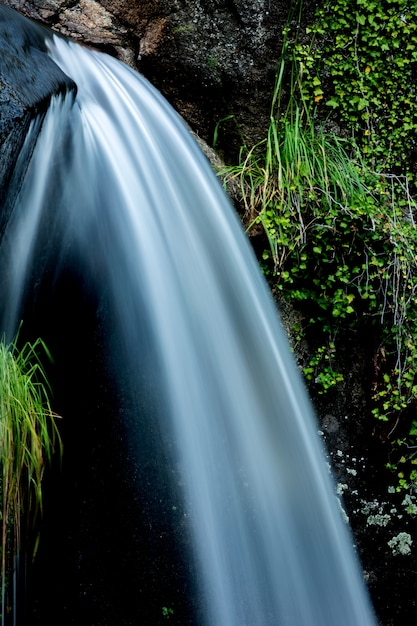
[2, 35, 376, 625]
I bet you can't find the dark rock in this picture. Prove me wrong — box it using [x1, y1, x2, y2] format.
[2, 0, 291, 158]
[0, 5, 75, 209]
[140, 0, 287, 156]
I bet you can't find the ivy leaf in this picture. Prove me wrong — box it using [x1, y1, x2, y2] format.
[326, 98, 339, 108]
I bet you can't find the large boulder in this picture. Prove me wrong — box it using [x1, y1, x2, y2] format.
[1, 0, 290, 157]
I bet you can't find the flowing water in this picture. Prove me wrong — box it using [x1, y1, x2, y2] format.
[0, 26, 376, 626]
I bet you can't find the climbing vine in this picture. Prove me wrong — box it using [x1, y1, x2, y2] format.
[297, 0, 417, 172]
[221, 0, 417, 494]
[295, 0, 417, 493]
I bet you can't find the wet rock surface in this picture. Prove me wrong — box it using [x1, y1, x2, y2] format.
[0, 5, 74, 208]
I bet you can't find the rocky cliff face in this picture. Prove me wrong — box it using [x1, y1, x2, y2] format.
[1, 4, 415, 624]
[1, 0, 289, 157]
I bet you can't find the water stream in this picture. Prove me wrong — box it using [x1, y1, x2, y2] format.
[0, 27, 376, 625]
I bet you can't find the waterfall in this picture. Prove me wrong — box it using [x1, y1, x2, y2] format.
[0, 25, 376, 626]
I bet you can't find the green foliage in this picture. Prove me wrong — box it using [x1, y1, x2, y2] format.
[162, 606, 174, 619]
[0, 335, 61, 617]
[220, 0, 417, 495]
[304, 344, 344, 394]
[298, 0, 417, 172]
[298, 0, 417, 492]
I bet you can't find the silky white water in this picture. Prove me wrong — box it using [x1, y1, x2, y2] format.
[1, 33, 376, 625]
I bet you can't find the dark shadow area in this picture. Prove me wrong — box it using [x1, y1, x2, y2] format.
[4, 256, 201, 626]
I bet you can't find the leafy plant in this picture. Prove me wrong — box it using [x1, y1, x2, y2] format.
[297, 0, 417, 173]
[0, 335, 61, 621]
[219, 0, 417, 494]
[162, 606, 174, 619]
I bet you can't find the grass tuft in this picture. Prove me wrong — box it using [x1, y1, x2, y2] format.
[0, 334, 61, 619]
